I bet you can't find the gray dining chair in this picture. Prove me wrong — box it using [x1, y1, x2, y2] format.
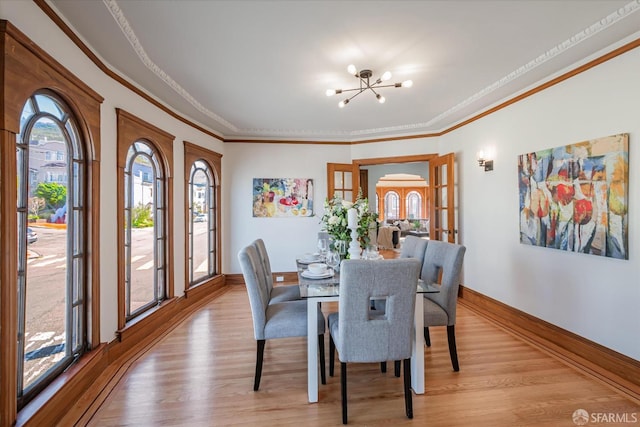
[399, 235, 429, 262]
[375, 234, 428, 376]
[238, 244, 326, 390]
[251, 238, 301, 304]
[328, 258, 421, 424]
[421, 240, 466, 371]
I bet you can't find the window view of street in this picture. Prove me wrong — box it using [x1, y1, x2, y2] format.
[24, 225, 67, 388]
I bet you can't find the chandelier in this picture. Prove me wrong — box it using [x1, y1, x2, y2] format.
[326, 64, 413, 108]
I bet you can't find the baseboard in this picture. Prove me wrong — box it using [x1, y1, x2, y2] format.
[226, 272, 298, 285]
[458, 285, 640, 402]
[17, 278, 230, 426]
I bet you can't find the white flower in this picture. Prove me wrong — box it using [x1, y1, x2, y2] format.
[341, 200, 353, 209]
[328, 215, 340, 225]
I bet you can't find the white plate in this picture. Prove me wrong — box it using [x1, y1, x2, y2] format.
[298, 256, 322, 264]
[301, 269, 334, 279]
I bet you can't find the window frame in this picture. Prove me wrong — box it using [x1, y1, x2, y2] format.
[116, 109, 174, 330]
[0, 21, 102, 421]
[183, 141, 222, 292]
[123, 141, 167, 320]
[15, 92, 87, 406]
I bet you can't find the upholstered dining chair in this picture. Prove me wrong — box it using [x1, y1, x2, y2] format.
[399, 235, 429, 262]
[421, 240, 466, 371]
[238, 244, 326, 391]
[251, 238, 301, 304]
[376, 234, 428, 377]
[328, 258, 421, 424]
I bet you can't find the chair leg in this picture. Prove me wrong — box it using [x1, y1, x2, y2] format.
[447, 325, 460, 372]
[254, 339, 265, 391]
[380, 361, 387, 373]
[329, 334, 335, 377]
[403, 358, 413, 419]
[319, 334, 326, 385]
[424, 326, 431, 347]
[341, 362, 348, 424]
[394, 360, 401, 377]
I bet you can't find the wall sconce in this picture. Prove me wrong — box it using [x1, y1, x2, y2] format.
[477, 150, 494, 172]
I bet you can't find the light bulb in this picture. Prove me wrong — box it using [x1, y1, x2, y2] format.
[381, 71, 392, 81]
[339, 99, 350, 108]
[326, 89, 336, 97]
[347, 64, 357, 75]
[401, 80, 413, 88]
[377, 94, 386, 104]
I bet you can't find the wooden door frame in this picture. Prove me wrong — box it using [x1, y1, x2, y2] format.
[352, 154, 438, 197]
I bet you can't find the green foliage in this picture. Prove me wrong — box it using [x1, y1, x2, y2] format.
[132, 203, 154, 228]
[34, 182, 67, 209]
[321, 189, 379, 250]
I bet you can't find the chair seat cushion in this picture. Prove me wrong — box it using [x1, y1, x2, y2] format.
[264, 299, 325, 339]
[269, 285, 301, 304]
[423, 297, 449, 326]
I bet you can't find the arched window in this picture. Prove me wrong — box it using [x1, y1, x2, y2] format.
[384, 191, 400, 219]
[16, 91, 86, 405]
[117, 109, 174, 329]
[124, 141, 167, 320]
[188, 160, 217, 284]
[406, 191, 422, 219]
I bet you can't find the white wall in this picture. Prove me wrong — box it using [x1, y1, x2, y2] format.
[442, 46, 640, 360]
[223, 143, 352, 273]
[4, 0, 638, 361]
[2, 1, 224, 342]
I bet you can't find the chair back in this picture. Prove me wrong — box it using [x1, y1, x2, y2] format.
[400, 235, 428, 262]
[251, 238, 273, 293]
[337, 258, 421, 363]
[420, 241, 466, 325]
[238, 244, 270, 340]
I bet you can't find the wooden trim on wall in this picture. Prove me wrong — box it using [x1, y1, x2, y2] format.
[15, 287, 230, 426]
[458, 285, 640, 401]
[31, 3, 640, 145]
[0, 129, 19, 426]
[183, 141, 223, 291]
[33, 1, 225, 143]
[1, 20, 103, 424]
[115, 109, 175, 329]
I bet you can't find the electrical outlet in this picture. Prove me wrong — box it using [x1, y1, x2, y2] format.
[276, 276, 284, 282]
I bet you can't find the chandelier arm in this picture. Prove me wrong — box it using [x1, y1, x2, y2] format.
[369, 82, 402, 89]
[346, 89, 366, 103]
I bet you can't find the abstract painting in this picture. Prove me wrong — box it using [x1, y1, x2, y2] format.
[252, 178, 314, 218]
[518, 133, 628, 259]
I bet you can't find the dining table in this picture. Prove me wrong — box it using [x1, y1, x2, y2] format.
[297, 256, 439, 403]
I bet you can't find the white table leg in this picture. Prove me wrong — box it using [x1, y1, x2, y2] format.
[307, 298, 319, 403]
[411, 294, 425, 394]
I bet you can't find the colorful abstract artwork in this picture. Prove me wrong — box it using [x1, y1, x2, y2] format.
[252, 178, 314, 218]
[518, 133, 628, 259]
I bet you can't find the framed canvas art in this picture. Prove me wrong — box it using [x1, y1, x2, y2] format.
[252, 178, 314, 218]
[518, 133, 628, 259]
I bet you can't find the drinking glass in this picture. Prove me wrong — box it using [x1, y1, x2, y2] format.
[317, 238, 329, 259]
[326, 250, 340, 274]
[364, 244, 379, 260]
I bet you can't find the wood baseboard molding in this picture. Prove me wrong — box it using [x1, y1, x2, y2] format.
[458, 285, 640, 402]
[226, 272, 298, 286]
[17, 281, 231, 426]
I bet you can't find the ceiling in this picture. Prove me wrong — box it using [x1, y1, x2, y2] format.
[47, 0, 640, 142]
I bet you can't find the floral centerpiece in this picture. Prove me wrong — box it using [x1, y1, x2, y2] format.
[320, 191, 378, 254]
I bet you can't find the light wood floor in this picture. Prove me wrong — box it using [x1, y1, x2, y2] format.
[73, 285, 639, 426]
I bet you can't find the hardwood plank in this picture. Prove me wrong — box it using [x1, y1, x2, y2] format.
[77, 286, 638, 426]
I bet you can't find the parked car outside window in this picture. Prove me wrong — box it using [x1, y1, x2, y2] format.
[27, 227, 38, 244]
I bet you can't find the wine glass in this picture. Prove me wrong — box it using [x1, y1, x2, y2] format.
[317, 238, 329, 260]
[326, 250, 340, 274]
